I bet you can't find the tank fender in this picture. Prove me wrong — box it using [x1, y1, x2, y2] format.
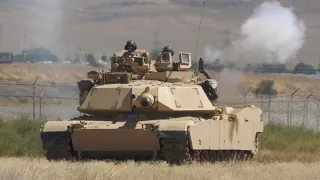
[231, 105, 264, 133]
[187, 120, 211, 150]
[40, 120, 76, 141]
[157, 120, 195, 138]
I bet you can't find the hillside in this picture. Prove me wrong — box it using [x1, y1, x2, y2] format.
[0, 64, 319, 98]
[0, 63, 97, 84]
[0, 0, 320, 67]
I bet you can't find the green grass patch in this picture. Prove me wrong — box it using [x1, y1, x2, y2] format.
[0, 116, 320, 161]
[260, 123, 320, 153]
[0, 115, 46, 157]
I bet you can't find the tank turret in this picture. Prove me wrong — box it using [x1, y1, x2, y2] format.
[40, 43, 263, 164]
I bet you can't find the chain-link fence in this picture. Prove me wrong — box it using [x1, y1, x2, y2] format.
[0, 78, 319, 130]
[0, 78, 80, 120]
[217, 89, 320, 130]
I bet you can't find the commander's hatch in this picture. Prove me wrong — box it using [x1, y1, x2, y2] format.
[156, 52, 173, 71]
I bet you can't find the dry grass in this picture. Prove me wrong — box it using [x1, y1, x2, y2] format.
[242, 72, 320, 96]
[0, 63, 319, 93]
[0, 64, 102, 84]
[206, 70, 320, 97]
[0, 157, 319, 180]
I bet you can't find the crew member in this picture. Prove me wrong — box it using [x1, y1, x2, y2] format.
[162, 46, 174, 56]
[123, 40, 137, 57]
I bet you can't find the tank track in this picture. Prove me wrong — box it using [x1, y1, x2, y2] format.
[159, 138, 192, 164]
[42, 134, 260, 164]
[42, 137, 77, 161]
[159, 134, 260, 164]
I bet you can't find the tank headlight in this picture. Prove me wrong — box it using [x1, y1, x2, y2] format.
[139, 93, 155, 108]
[141, 97, 152, 107]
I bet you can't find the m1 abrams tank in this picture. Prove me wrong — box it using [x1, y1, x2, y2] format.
[40, 45, 263, 164]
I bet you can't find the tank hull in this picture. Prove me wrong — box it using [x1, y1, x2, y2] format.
[40, 107, 263, 164]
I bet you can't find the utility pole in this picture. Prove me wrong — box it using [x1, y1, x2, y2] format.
[20, 34, 26, 52]
[0, 24, 2, 49]
[154, 31, 160, 49]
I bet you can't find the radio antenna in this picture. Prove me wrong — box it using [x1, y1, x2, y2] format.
[194, 1, 206, 70]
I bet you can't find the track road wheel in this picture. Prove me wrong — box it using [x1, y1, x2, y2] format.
[160, 138, 192, 165]
[251, 133, 260, 157]
[43, 138, 76, 161]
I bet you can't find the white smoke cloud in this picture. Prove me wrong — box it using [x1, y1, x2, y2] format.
[204, 1, 306, 66]
[203, 45, 221, 63]
[24, 0, 64, 57]
[237, 0, 306, 64]
[202, 1, 307, 100]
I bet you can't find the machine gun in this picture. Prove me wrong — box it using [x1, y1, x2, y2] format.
[110, 49, 151, 78]
[198, 57, 218, 102]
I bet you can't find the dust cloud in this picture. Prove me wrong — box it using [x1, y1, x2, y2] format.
[203, 45, 221, 63]
[204, 1, 306, 66]
[204, 1, 306, 101]
[24, 0, 65, 58]
[226, 0, 306, 65]
[216, 68, 245, 105]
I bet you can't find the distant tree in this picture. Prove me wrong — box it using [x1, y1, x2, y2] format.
[293, 62, 316, 75]
[225, 60, 237, 70]
[254, 79, 277, 96]
[22, 47, 52, 54]
[13, 47, 58, 63]
[204, 62, 224, 72]
[244, 63, 288, 73]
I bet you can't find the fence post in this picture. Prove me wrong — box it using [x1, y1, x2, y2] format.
[32, 77, 39, 120]
[304, 93, 313, 129]
[317, 100, 320, 130]
[268, 94, 271, 123]
[268, 90, 276, 123]
[287, 89, 299, 126]
[39, 91, 44, 118]
[244, 87, 252, 107]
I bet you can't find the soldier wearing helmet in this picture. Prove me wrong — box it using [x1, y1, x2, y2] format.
[124, 40, 137, 51]
[123, 40, 138, 59]
[155, 46, 176, 71]
[156, 45, 174, 64]
[162, 46, 174, 56]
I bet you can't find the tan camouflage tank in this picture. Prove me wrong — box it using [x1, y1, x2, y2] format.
[40, 46, 263, 164]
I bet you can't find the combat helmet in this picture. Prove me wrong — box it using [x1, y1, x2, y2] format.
[124, 40, 137, 51]
[162, 46, 174, 56]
